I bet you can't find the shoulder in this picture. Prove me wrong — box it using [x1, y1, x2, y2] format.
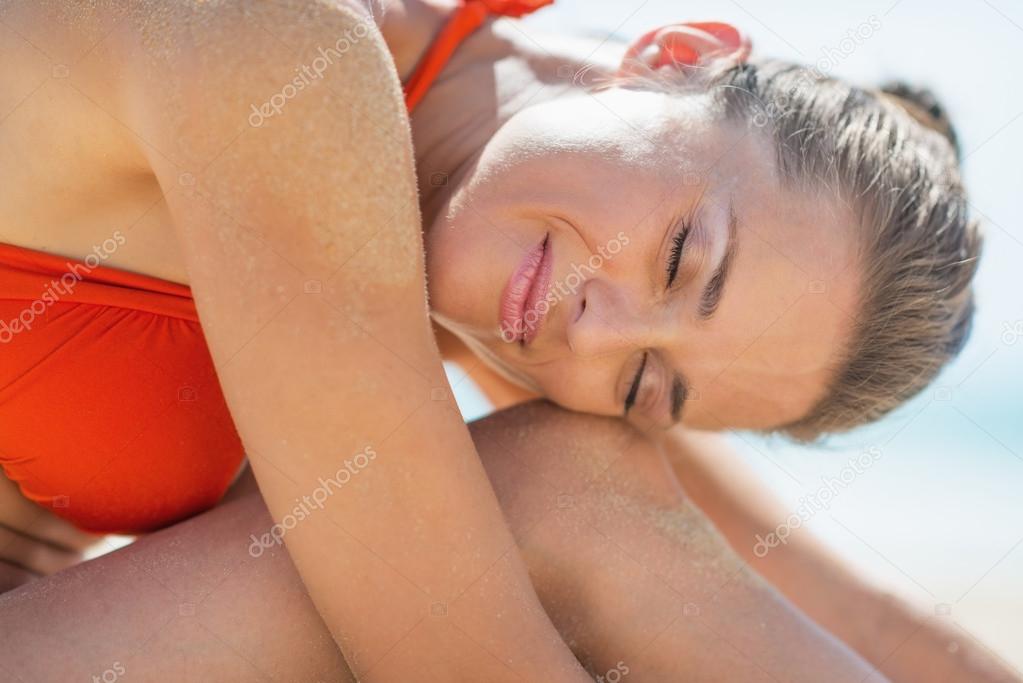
[110, 0, 416, 214]
[89, 1, 400, 148]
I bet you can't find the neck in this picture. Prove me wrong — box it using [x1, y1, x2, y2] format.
[378, 0, 622, 231]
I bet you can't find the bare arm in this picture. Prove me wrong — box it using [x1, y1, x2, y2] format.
[98, 1, 589, 679]
[660, 428, 1022, 683]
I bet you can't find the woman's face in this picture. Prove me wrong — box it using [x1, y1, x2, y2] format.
[425, 88, 861, 432]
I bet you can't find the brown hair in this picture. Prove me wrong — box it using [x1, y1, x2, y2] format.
[601, 59, 981, 438]
[710, 61, 981, 439]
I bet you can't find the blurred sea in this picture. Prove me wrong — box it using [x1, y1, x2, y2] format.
[449, 0, 1023, 670]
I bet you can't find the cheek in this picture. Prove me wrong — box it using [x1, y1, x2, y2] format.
[520, 355, 621, 417]
[423, 225, 466, 318]
[688, 299, 847, 429]
[424, 213, 505, 329]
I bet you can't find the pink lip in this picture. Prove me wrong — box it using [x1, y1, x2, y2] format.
[499, 234, 553, 346]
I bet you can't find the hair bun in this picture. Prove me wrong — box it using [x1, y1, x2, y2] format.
[880, 81, 961, 162]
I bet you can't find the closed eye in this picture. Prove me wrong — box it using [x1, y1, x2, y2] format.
[665, 221, 690, 287]
[665, 185, 706, 288]
[623, 351, 648, 415]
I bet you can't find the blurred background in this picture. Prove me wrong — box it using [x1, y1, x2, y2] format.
[446, 0, 1023, 671]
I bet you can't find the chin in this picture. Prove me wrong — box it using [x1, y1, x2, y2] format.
[454, 326, 543, 395]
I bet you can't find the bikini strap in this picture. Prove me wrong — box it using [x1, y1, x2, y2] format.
[402, 0, 553, 113]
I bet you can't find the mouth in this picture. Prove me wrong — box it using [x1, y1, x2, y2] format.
[499, 233, 553, 346]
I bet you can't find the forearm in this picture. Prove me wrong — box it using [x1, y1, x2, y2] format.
[235, 318, 576, 680]
[661, 428, 1020, 682]
[112, 2, 587, 679]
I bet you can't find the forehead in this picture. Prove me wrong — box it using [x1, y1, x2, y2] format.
[673, 117, 863, 431]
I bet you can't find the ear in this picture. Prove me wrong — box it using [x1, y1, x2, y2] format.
[618, 22, 751, 77]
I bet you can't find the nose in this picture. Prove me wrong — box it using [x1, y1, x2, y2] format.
[566, 277, 673, 358]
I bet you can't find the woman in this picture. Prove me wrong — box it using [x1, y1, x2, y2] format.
[0, 0, 1005, 680]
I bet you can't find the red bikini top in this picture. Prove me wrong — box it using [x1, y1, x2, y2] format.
[0, 0, 554, 535]
[403, 0, 554, 112]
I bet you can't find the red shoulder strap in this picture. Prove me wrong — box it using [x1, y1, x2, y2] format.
[402, 0, 553, 113]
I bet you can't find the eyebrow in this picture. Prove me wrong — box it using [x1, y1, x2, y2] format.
[697, 199, 739, 320]
[669, 375, 687, 423]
